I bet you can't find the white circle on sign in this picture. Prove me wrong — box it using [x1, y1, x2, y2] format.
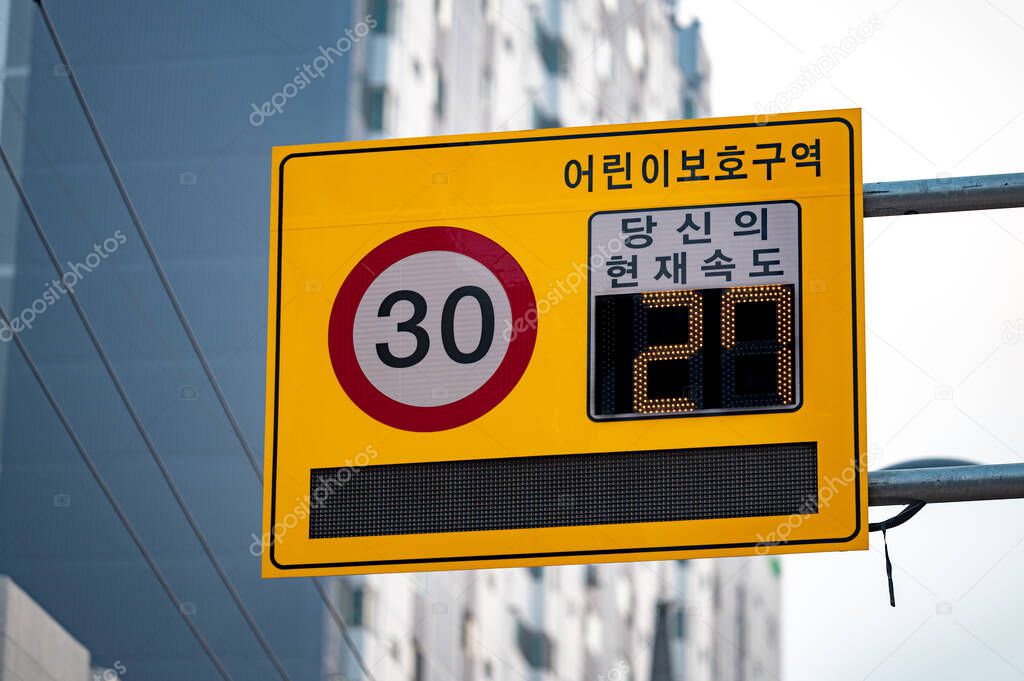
[351, 250, 513, 407]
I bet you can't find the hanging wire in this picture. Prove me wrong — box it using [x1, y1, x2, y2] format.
[868, 501, 927, 607]
[31, 0, 264, 482]
[0, 145, 294, 681]
[868, 501, 926, 533]
[0, 303, 236, 681]
[31, 2, 377, 677]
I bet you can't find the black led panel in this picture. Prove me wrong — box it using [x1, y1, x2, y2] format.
[592, 283, 799, 419]
[309, 442, 817, 539]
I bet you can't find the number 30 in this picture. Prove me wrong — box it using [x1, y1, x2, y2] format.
[375, 287, 495, 368]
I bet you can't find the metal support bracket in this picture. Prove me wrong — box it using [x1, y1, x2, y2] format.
[868, 463, 1024, 506]
[864, 172, 1024, 217]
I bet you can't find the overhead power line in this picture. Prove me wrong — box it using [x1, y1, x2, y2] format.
[31, 0, 264, 482]
[0, 145, 294, 681]
[31, 2, 377, 678]
[0, 302, 236, 681]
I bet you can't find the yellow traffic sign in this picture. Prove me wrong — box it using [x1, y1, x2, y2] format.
[263, 108, 866, 577]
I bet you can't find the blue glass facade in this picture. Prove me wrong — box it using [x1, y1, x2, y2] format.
[0, 2, 358, 678]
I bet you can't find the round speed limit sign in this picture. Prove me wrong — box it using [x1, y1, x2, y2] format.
[328, 226, 538, 431]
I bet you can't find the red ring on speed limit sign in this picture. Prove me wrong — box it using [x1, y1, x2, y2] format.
[328, 226, 537, 432]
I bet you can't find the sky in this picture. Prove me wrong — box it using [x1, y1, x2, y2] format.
[681, 0, 1024, 678]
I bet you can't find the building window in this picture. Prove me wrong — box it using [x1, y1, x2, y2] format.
[434, 64, 446, 119]
[412, 641, 425, 681]
[338, 580, 368, 628]
[460, 609, 475, 650]
[516, 619, 554, 670]
[368, 0, 392, 33]
[584, 565, 599, 588]
[528, 566, 544, 580]
[534, 20, 568, 75]
[363, 83, 388, 131]
[684, 95, 696, 119]
[673, 608, 686, 639]
[532, 105, 560, 130]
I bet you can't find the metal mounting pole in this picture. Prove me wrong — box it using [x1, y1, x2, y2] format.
[868, 463, 1024, 506]
[863, 172, 1024, 217]
[861, 174, 1024, 507]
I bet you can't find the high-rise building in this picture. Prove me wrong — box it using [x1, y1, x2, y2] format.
[675, 16, 711, 121]
[676, 558, 782, 681]
[332, 558, 781, 681]
[0, 2, 775, 681]
[0, 2, 360, 679]
[0, 575, 92, 681]
[346, 0, 710, 141]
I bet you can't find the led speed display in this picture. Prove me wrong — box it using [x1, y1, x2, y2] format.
[589, 202, 802, 420]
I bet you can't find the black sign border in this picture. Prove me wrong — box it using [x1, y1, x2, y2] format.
[270, 115, 861, 570]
